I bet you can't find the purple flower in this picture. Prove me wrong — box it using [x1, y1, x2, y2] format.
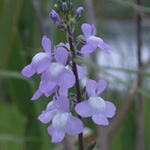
[50, 10, 61, 25]
[75, 79, 116, 126]
[38, 95, 83, 143]
[41, 46, 75, 90]
[22, 36, 52, 77]
[75, 7, 84, 14]
[81, 23, 111, 54]
[31, 81, 58, 100]
[30, 43, 84, 100]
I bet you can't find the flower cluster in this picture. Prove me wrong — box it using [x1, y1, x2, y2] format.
[22, 0, 116, 144]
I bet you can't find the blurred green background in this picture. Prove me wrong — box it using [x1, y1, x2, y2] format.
[0, 0, 150, 150]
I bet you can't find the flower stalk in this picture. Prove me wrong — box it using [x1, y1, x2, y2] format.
[67, 25, 84, 150]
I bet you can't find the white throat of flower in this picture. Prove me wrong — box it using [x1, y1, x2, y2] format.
[52, 112, 69, 130]
[49, 63, 64, 78]
[89, 96, 106, 113]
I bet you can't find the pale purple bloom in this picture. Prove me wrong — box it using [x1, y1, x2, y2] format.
[31, 81, 58, 100]
[81, 23, 111, 54]
[22, 36, 52, 77]
[50, 10, 61, 25]
[38, 95, 83, 143]
[40, 47, 75, 89]
[75, 7, 84, 14]
[75, 79, 116, 126]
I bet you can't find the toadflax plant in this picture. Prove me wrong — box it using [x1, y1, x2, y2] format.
[22, 0, 116, 149]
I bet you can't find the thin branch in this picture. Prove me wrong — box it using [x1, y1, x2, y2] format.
[136, 0, 145, 149]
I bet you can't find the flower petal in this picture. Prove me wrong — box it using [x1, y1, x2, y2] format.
[40, 80, 56, 94]
[55, 96, 69, 112]
[59, 87, 68, 96]
[42, 36, 51, 53]
[92, 114, 109, 125]
[81, 23, 92, 40]
[47, 125, 65, 143]
[87, 36, 100, 51]
[86, 79, 97, 97]
[98, 41, 111, 54]
[38, 109, 59, 124]
[89, 97, 106, 113]
[57, 68, 75, 88]
[45, 85, 58, 97]
[105, 101, 116, 118]
[75, 101, 93, 117]
[54, 47, 68, 65]
[31, 89, 43, 100]
[77, 65, 84, 80]
[31, 52, 51, 74]
[65, 115, 83, 135]
[92, 24, 96, 36]
[81, 45, 93, 54]
[21, 64, 36, 77]
[96, 80, 107, 96]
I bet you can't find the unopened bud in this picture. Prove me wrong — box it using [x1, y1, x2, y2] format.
[75, 7, 84, 15]
[50, 10, 61, 25]
[62, 2, 68, 12]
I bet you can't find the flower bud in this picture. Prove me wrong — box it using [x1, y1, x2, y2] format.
[62, 2, 68, 12]
[50, 10, 61, 25]
[75, 7, 84, 15]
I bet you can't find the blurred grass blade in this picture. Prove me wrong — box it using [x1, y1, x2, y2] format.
[76, 58, 150, 98]
[76, 58, 150, 76]
[0, 70, 35, 91]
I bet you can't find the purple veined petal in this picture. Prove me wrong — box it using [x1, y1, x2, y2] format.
[87, 36, 101, 51]
[81, 23, 92, 40]
[46, 101, 54, 110]
[105, 101, 116, 118]
[39, 80, 56, 93]
[31, 89, 43, 100]
[52, 113, 69, 131]
[21, 64, 36, 78]
[31, 52, 51, 74]
[77, 65, 84, 80]
[98, 41, 111, 54]
[42, 63, 64, 81]
[55, 96, 70, 112]
[57, 68, 75, 88]
[38, 109, 59, 124]
[92, 114, 109, 126]
[45, 85, 58, 97]
[86, 79, 97, 97]
[80, 45, 94, 54]
[54, 47, 68, 65]
[92, 24, 96, 36]
[42, 35, 51, 53]
[89, 97, 106, 114]
[75, 101, 93, 117]
[96, 80, 107, 96]
[47, 125, 65, 143]
[65, 114, 83, 136]
[44, 81, 57, 93]
[59, 87, 68, 96]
